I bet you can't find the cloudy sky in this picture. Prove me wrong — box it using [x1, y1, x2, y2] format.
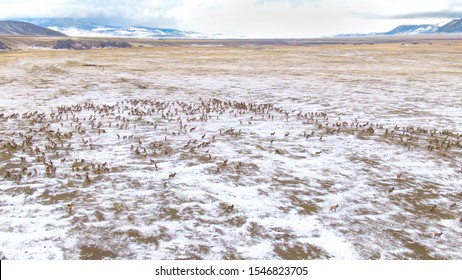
[0, 0, 461, 37]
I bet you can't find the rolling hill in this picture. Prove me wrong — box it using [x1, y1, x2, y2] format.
[338, 18, 462, 37]
[0, 20, 66, 36]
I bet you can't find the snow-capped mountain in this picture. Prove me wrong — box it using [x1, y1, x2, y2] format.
[13, 18, 204, 39]
[383, 24, 438, 35]
[385, 19, 462, 35]
[337, 18, 462, 37]
[437, 18, 462, 33]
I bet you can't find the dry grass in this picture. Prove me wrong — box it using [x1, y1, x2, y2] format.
[0, 39, 461, 260]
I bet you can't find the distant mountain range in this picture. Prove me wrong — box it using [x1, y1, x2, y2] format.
[383, 24, 439, 35]
[1, 17, 462, 40]
[0, 20, 66, 36]
[339, 18, 462, 37]
[437, 18, 462, 33]
[11, 18, 204, 39]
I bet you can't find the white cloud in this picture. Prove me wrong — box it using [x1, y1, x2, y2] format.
[170, 0, 456, 37]
[0, 0, 459, 37]
[0, 0, 183, 26]
[171, 0, 343, 37]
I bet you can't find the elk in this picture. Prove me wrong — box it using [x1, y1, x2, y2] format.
[226, 204, 234, 212]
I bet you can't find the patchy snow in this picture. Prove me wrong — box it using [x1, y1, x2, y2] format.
[0, 45, 461, 260]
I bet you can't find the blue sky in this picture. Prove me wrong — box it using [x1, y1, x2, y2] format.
[0, 0, 461, 37]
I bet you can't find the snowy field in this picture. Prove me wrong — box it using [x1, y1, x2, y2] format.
[0, 42, 461, 259]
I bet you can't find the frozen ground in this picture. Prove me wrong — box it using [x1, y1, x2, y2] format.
[0, 43, 461, 259]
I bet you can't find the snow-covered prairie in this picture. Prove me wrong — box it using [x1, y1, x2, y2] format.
[0, 42, 461, 259]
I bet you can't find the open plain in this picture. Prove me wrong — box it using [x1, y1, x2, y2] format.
[0, 37, 461, 259]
